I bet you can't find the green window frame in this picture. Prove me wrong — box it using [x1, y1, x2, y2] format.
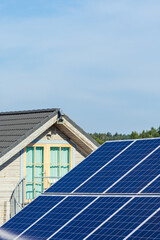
[24, 144, 72, 201]
[50, 147, 71, 185]
[25, 146, 44, 200]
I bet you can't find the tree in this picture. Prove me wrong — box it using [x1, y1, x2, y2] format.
[130, 131, 139, 139]
[90, 126, 160, 145]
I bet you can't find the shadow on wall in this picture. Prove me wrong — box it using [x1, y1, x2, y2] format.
[0, 152, 20, 172]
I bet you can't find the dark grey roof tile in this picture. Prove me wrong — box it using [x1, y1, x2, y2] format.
[0, 108, 59, 159]
[0, 142, 12, 148]
[0, 124, 36, 131]
[0, 136, 18, 142]
[0, 130, 27, 136]
[0, 118, 45, 126]
[0, 108, 99, 163]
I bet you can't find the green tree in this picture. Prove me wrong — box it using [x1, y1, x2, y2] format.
[130, 131, 139, 139]
[90, 126, 160, 145]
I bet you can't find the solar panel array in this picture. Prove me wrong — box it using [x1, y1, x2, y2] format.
[1, 138, 160, 240]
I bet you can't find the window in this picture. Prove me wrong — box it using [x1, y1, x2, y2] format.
[50, 147, 70, 185]
[24, 144, 72, 202]
[25, 147, 44, 200]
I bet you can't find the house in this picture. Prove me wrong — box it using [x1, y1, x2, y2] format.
[0, 108, 99, 226]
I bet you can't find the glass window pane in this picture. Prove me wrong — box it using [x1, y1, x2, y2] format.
[35, 183, 43, 198]
[26, 165, 34, 182]
[50, 165, 59, 177]
[35, 165, 43, 182]
[50, 147, 60, 164]
[26, 183, 34, 200]
[61, 165, 70, 177]
[26, 147, 34, 164]
[26, 147, 34, 200]
[61, 147, 70, 164]
[35, 147, 44, 163]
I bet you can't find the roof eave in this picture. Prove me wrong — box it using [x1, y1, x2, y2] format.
[55, 114, 99, 155]
[63, 115, 100, 148]
[0, 110, 59, 166]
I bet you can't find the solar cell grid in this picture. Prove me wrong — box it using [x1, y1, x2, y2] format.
[47, 141, 133, 193]
[46, 175, 159, 240]
[143, 177, 160, 193]
[127, 209, 160, 239]
[10, 177, 159, 240]
[0, 138, 160, 240]
[18, 196, 95, 240]
[1, 196, 64, 236]
[85, 198, 160, 240]
[108, 148, 160, 193]
[47, 196, 130, 240]
[75, 141, 160, 193]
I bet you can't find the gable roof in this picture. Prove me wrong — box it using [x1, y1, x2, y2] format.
[0, 108, 99, 167]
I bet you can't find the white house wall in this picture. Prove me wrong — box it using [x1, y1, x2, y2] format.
[0, 153, 21, 226]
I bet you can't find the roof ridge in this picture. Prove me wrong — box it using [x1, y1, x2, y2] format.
[0, 108, 60, 116]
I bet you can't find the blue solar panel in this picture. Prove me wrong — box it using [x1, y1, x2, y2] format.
[12, 196, 159, 240]
[108, 148, 160, 193]
[47, 141, 133, 193]
[129, 210, 160, 239]
[46, 139, 160, 194]
[75, 139, 160, 193]
[85, 197, 160, 240]
[0, 138, 159, 240]
[1, 196, 64, 236]
[46, 196, 130, 240]
[17, 196, 95, 240]
[143, 177, 160, 193]
[2, 178, 158, 239]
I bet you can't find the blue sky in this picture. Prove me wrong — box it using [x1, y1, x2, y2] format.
[0, 0, 160, 133]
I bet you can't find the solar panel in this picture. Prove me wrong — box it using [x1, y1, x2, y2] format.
[47, 139, 160, 193]
[107, 147, 160, 193]
[83, 197, 160, 240]
[46, 140, 134, 193]
[48, 197, 160, 240]
[125, 209, 160, 239]
[0, 138, 160, 240]
[143, 177, 160, 193]
[1, 196, 64, 236]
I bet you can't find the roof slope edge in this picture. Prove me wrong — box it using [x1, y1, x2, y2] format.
[0, 109, 59, 166]
[63, 114, 100, 148]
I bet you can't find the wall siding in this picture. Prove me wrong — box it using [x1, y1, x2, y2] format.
[0, 153, 21, 226]
[37, 126, 86, 166]
[75, 146, 86, 166]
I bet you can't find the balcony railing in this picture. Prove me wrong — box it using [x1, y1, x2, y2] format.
[10, 176, 60, 218]
[10, 177, 25, 219]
